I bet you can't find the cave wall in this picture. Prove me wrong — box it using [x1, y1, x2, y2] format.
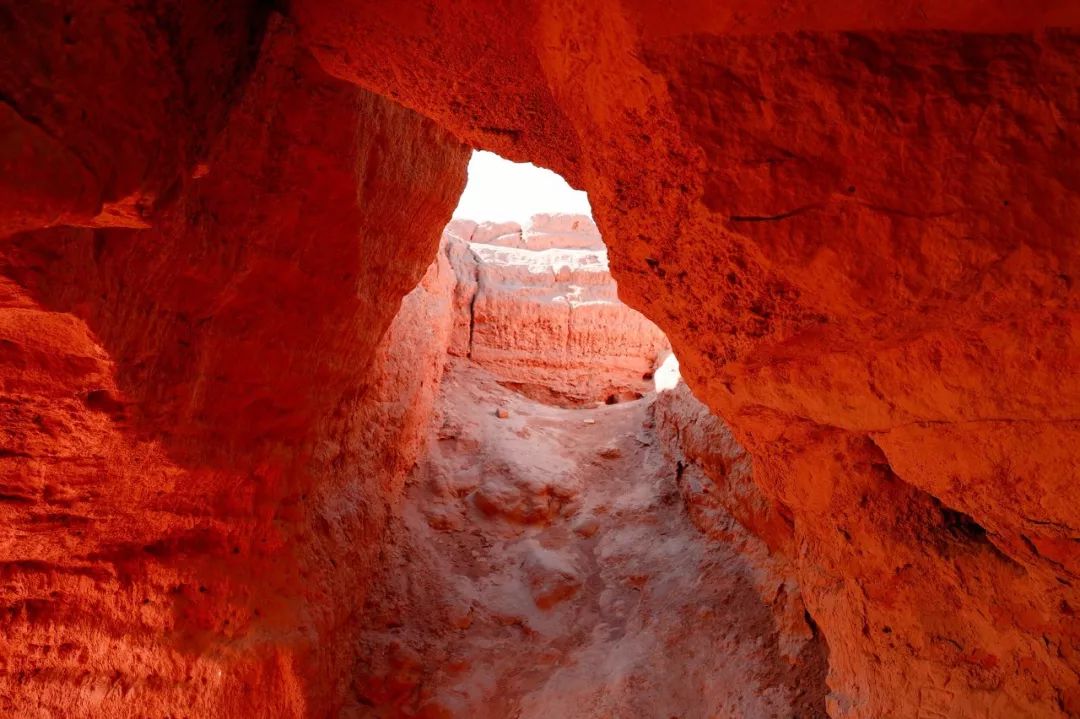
[0, 12, 466, 717]
[1, 1, 1078, 717]
[0, 0, 270, 235]
[291, 3, 1080, 716]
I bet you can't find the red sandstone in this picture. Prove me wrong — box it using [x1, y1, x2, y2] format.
[0, 3, 1078, 718]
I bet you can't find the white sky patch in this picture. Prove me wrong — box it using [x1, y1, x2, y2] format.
[653, 352, 682, 393]
[453, 150, 592, 225]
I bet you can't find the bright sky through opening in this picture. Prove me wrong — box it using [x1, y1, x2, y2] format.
[453, 150, 592, 225]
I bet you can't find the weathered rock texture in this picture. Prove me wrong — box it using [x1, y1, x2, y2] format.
[0, 15, 466, 718]
[445, 215, 669, 406]
[355, 357, 827, 718]
[350, 227, 821, 715]
[653, 378, 821, 662]
[290, 7, 1080, 717]
[1, 2, 1079, 717]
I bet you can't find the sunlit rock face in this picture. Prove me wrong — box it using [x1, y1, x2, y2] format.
[1, 1, 1078, 717]
[445, 215, 669, 406]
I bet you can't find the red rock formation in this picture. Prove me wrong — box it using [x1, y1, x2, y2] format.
[1, 2, 1078, 717]
[653, 379, 818, 659]
[290, 7, 1080, 716]
[445, 215, 668, 405]
[0, 15, 466, 717]
[1, 1, 270, 235]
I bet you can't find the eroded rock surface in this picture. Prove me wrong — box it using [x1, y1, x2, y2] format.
[348, 239, 827, 717]
[445, 215, 668, 406]
[354, 359, 827, 718]
[291, 8, 1080, 717]
[0, 16, 466, 718]
[1, 3, 1078, 717]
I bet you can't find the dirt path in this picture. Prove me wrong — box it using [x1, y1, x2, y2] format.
[352, 360, 825, 718]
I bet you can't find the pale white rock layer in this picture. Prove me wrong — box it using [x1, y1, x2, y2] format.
[444, 214, 670, 406]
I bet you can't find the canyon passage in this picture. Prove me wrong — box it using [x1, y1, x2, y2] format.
[354, 215, 828, 717]
[0, 4, 1078, 718]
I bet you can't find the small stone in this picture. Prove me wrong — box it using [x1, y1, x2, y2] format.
[423, 505, 464, 531]
[495, 407, 510, 419]
[522, 541, 582, 610]
[583, 418, 595, 425]
[598, 444, 621, 459]
[447, 603, 473, 630]
[572, 515, 600, 538]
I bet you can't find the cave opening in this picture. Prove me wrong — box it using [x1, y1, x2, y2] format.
[2, 8, 1076, 719]
[351, 151, 829, 717]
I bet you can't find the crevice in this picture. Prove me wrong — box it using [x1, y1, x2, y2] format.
[857, 201, 962, 220]
[477, 126, 522, 140]
[728, 204, 822, 223]
[936, 501, 989, 543]
[464, 244, 481, 359]
[867, 439, 1027, 571]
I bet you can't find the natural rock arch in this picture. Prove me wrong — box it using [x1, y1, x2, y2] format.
[0, 2, 1077, 717]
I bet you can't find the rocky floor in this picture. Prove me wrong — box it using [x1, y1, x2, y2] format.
[351, 359, 826, 718]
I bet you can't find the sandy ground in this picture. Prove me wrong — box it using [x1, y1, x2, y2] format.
[352, 359, 825, 718]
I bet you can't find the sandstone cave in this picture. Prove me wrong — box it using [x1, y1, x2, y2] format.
[0, 3, 1078, 718]
[352, 155, 829, 715]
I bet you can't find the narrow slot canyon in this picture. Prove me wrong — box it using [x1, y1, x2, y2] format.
[1, 5, 1078, 718]
[354, 211, 827, 716]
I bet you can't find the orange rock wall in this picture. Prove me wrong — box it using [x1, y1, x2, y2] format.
[0, 14, 466, 717]
[290, 5, 1080, 716]
[1, 1, 1078, 717]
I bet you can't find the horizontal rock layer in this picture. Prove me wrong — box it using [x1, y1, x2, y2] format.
[445, 215, 669, 406]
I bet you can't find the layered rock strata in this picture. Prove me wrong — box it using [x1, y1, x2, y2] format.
[444, 215, 669, 406]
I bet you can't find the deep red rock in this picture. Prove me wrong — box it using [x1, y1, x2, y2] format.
[0, 0, 269, 235]
[0, 15, 465, 717]
[0, 2, 1078, 717]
